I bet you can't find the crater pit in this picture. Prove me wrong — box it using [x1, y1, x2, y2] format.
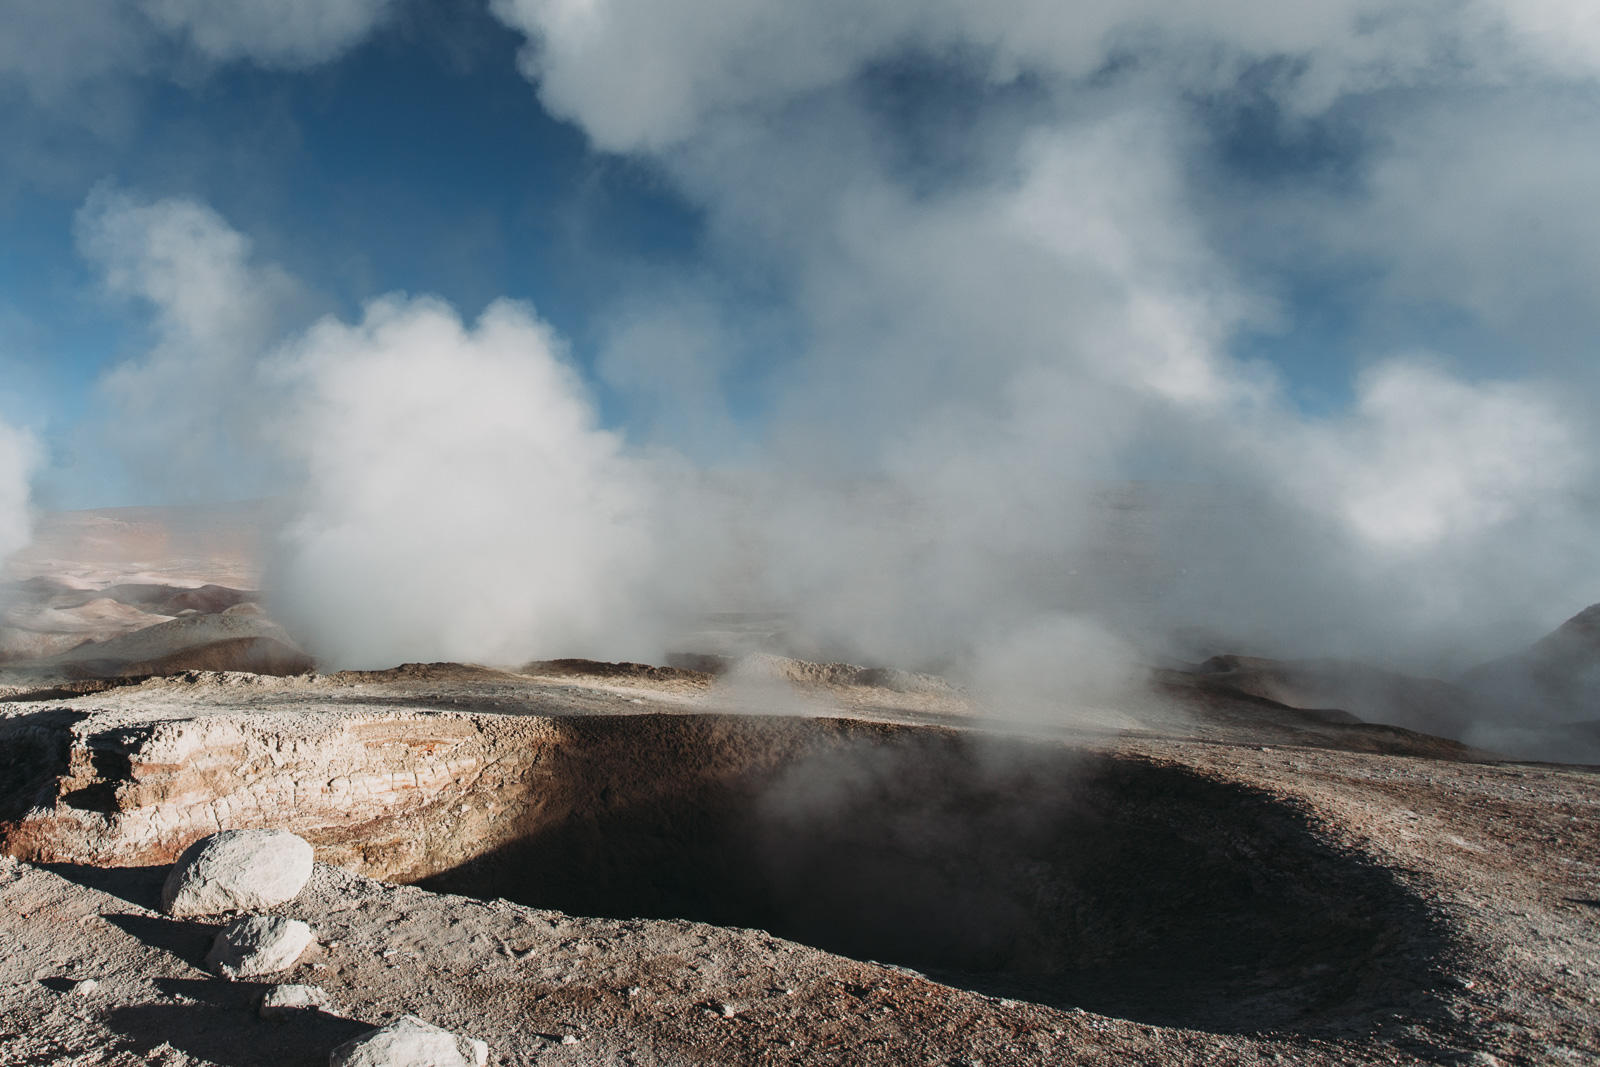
[0, 699, 1447, 1036]
[420, 715, 1443, 1033]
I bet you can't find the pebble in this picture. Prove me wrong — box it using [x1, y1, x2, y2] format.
[259, 983, 333, 1020]
[329, 1015, 488, 1067]
[207, 915, 316, 979]
[161, 829, 315, 916]
[70, 978, 98, 995]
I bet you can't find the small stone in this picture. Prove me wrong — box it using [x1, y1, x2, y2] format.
[207, 915, 315, 979]
[561, 1035, 580, 1045]
[162, 829, 315, 916]
[259, 983, 332, 1020]
[70, 978, 99, 995]
[329, 1016, 488, 1067]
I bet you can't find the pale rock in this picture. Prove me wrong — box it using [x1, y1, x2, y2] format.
[259, 983, 333, 1019]
[206, 915, 315, 979]
[161, 829, 315, 916]
[329, 1016, 488, 1067]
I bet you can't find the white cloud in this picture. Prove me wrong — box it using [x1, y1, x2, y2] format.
[0, 1, 153, 104]
[75, 188, 305, 493]
[485, 0, 1600, 669]
[266, 295, 654, 668]
[1281, 360, 1582, 551]
[1349, 93, 1600, 341]
[593, 288, 742, 459]
[0, 420, 37, 569]
[492, 0, 1600, 152]
[0, 0, 396, 105]
[140, 0, 399, 67]
[78, 188, 299, 355]
[49, 0, 1600, 675]
[79, 190, 657, 668]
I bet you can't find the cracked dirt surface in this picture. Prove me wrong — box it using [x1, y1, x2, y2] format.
[0, 665, 1596, 1065]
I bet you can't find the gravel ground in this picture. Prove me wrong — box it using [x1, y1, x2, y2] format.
[0, 664, 1595, 1066]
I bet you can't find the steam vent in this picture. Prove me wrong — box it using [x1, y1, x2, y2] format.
[2, 648, 1597, 1065]
[8, 0, 1600, 1062]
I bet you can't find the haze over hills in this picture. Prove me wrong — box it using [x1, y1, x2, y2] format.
[4, 496, 1596, 762]
[0, 500, 296, 676]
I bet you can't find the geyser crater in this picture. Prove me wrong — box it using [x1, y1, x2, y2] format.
[419, 715, 1445, 1033]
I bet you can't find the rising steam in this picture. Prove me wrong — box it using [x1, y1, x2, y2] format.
[0, 420, 36, 573]
[8, 0, 1599, 715]
[266, 295, 652, 668]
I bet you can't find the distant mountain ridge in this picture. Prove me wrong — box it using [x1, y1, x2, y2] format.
[1172, 602, 1600, 763]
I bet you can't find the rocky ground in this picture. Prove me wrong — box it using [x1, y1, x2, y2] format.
[0, 662, 1595, 1066]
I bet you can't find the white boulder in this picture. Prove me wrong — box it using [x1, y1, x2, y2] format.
[161, 829, 315, 916]
[330, 1016, 488, 1067]
[206, 915, 315, 979]
[260, 983, 334, 1020]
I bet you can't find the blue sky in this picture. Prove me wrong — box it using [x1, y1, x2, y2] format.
[5, 0, 1573, 506]
[2, 0, 1600, 665]
[1, 2, 711, 505]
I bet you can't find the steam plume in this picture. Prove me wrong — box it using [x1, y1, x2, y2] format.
[267, 295, 652, 668]
[42, 0, 1600, 701]
[0, 420, 36, 571]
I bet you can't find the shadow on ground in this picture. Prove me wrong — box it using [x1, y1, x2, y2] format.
[41, 862, 167, 912]
[105, 979, 368, 1067]
[421, 715, 1460, 1040]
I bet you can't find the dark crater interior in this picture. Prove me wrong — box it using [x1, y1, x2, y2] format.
[422, 715, 1447, 1034]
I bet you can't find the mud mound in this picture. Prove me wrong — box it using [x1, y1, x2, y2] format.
[0, 705, 1445, 1035]
[521, 658, 715, 687]
[325, 661, 526, 686]
[0, 574, 262, 669]
[730, 653, 960, 695]
[0, 676, 151, 702]
[1153, 669, 1498, 760]
[1184, 655, 1472, 739]
[0, 629, 91, 662]
[64, 636, 314, 679]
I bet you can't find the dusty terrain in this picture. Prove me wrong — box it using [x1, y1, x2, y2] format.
[0, 662, 1595, 1065]
[0, 504, 1596, 1065]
